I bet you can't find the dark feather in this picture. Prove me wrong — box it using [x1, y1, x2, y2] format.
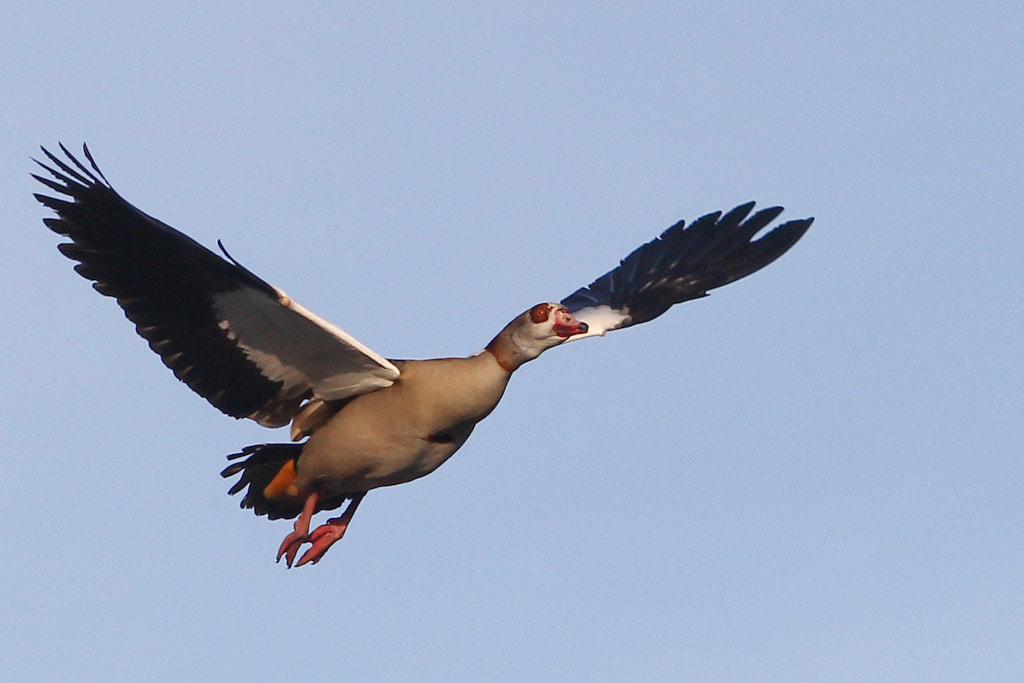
[221, 444, 349, 519]
[34, 144, 295, 420]
[562, 202, 812, 328]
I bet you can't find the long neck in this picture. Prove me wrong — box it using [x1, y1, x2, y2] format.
[484, 325, 536, 372]
[483, 327, 524, 370]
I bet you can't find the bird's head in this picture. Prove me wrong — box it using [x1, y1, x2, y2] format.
[486, 302, 588, 371]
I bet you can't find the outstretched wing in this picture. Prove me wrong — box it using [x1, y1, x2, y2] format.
[561, 201, 812, 339]
[34, 144, 399, 427]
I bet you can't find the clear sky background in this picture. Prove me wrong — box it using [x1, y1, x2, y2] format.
[3, 3, 1022, 680]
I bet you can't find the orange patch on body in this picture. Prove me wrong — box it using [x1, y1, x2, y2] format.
[263, 459, 299, 499]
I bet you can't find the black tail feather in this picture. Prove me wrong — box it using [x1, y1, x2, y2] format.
[221, 444, 306, 520]
[221, 444, 350, 520]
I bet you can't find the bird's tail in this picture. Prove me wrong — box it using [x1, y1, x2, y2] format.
[221, 444, 307, 520]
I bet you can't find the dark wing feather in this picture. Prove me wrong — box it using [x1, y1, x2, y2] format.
[34, 144, 398, 427]
[561, 202, 812, 337]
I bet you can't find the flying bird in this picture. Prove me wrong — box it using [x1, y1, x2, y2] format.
[34, 144, 812, 567]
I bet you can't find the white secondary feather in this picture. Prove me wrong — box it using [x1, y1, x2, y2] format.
[211, 286, 400, 401]
[562, 304, 631, 342]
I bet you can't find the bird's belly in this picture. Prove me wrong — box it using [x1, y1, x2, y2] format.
[297, 419, 475, 493]
[363, 435, 468, 488]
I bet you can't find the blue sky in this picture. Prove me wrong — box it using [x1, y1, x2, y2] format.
[3, 3, 1022, 680]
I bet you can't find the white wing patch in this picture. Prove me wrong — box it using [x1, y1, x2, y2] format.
[211, 287, 400, 401]
[563, 304, 631, 342]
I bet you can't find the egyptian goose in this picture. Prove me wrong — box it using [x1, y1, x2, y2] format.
[34, 144, 812, 567]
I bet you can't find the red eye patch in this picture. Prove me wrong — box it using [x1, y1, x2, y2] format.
[529, 303, 551, 323]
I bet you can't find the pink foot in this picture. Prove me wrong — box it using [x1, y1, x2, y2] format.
[276, 528, 308, 568]
[294, 522, 348, 566]
[294, 493, 365, 567]
[276, 491, 319, 567]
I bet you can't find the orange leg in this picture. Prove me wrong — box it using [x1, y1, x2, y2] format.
[294, 493, 367, 567]
[276, 491, 319, 567]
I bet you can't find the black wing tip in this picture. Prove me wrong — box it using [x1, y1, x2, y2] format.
[752, 203, 783, 216]
[725, 213, 813, 283]
[767, 215, 814, 241]
[33, 142, 110, 192]
[732, 200, 758, 214]
[561, 200, 813, 319]
[743, 205, 813, 245]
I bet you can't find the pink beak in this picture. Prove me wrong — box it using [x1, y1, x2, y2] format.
[552, 308, 589, 338]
